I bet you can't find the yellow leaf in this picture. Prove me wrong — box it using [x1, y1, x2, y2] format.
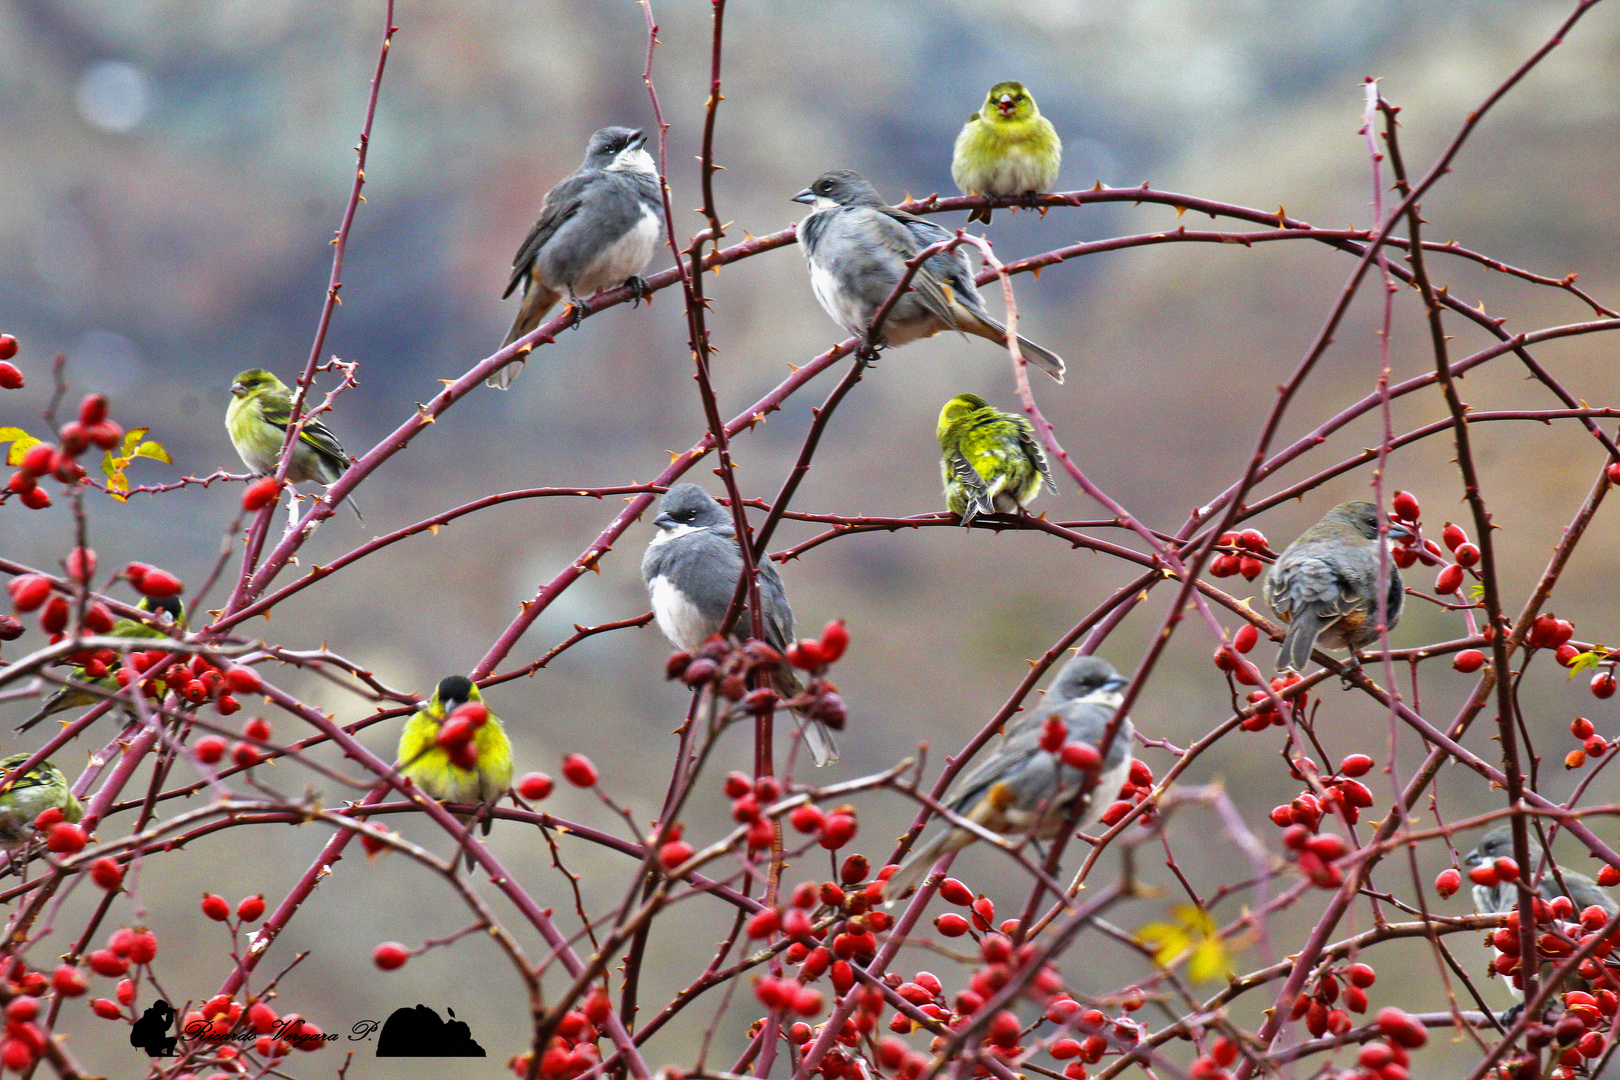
[1188, 937, 1231, 984]
[121, 427, 150, 457]
[0, 428, 42, 466]
[133, 440, 171, 464]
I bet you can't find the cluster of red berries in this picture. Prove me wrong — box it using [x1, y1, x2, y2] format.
[931, 876, 1002, 938]
[5, 394, 124, 510]
[1030, 711, 1151, 828]
[33, 805, 86, 856]
[508, 987, 615, 1078]
[176, 996, 323, 1059]
[0, 992, 49, 1072]
[1267, 756, 1374, 886]
[1039, 993, 1145, 1079]
[1208, 529, 1270, 581]
[1480, 897, 1619, 998]
[1187, 1036, 1240, 1079]
[1238, 672, 1310, 732]
[1287, 961, 1377, 1042]
[433, 699, 492, 769]
[196, 713, 274, 771]
[753, 861, 894, 1008]
[1341, 1006, 1427, 1080]
[1565, 716, 1610, 771]
[0, 333, 21, 387]
[665, 620, 850, 731]
[201, 891, 267, 924]
[1524, 988, 1620, 1077]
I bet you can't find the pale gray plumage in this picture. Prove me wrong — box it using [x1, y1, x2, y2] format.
[494, 126, 664, 389]
[1264, 502, 1407, 673]
[1464, 825, 1618, 1002]
[884, 655, 1132, 899]
[641, 485, 838, 766]
[791, 170, 1064, 382]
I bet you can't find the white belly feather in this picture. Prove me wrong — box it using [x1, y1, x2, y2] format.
[649, 574, 713, 654]
[575, 209, 661, 295]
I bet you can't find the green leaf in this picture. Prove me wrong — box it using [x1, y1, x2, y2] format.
[132, 440, 170, 465]
[1467, 583, 1485, 599]
[1568, 649, 1606, 679]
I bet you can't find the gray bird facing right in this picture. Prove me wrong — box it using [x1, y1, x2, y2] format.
[1263, 501, 1409, 673]
[791, 170, 1065, 382]
[640, 484, 838, 767]
[494, 126, 664, 389]
[883, 655, 1132, 900]
[1463, 825, 1618, 1002]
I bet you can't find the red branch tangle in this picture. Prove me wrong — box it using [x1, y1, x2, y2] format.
[2, 1, 1620, 1078]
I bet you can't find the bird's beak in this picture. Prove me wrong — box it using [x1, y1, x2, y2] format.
[791, 188, 816, 206]
[654, 513, 676, 530]
[230, 381, 247, 397]
[629, 130, 647, 151]
[1386, 522, 1415, 542]
[997, 95, 1016, 115]
[1103, 675, 1131, 694]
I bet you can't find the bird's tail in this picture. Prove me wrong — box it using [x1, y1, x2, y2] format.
[968, 206, 994, 225]
[17, 688, 77, 733]
[883, 828, 971, 903]
[963, 313, 1065, 383]
[491, 288, 559, 389]
[774, 665, 839, 766]
[1277, 611, 1329, 673]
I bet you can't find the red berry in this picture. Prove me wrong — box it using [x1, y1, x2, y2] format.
[1392, 491, 1420, 522]
[1435, 867, 1461, 898]
[1238, 557, 1263, 581]
[83, 602, 114, 634]
[1233, 625, 1259, 654]
[243, 716, 272, 742]
[1441, 523, 1466, 551]
[1239, 529, 1268, 552]
[1494, 857, 1520, 882]
[1435, 564, 1464, 594]
[86, 421, 122, 450]
[723, 771, 752, 798]
[1100, 800, 1132, 827]
[517, 772, 554, 801]
[373, 942, 408, 970]
[88, 950, 128, 977]
[47, 821, 86, 854]
[51, 965, 86, 997]
[1454, 542, 1480, 568]
[1339, 754, 1373, 777]
[201, 893, 231, 920]
[0, 335, 18, 361]
[78, 394, 108, 426]
[819, 619, 849, 663]
[938, 877, 974, 905]
[64, 547, 96, 583]
[659, 840, 693, 870]
[8, 574, 51, 613]
[434, 716, 475, 751]
[19, 486, 50, 509]
[20, 444, 52, 476]
[1468, 864, 1500, 886]
[1587, 736, 1608, 757]
[1347, 962, 1376, 988]
[242, 477, 283, 512]
[0, 363, 21, 391]
[1453, 650, 1485, 673]
[0, 1038, 33, 1071]
[39, 594, 69, 634]
[1209, 554, 1239, 577]
[934, 913, 970, 937]
[785, 639, 826, 670]
[231, 742, 261, 768]
[237, 895, 266, 922]
[1594, 673, 1617, 700]
[134, 568, 183, 598]
[224, 667, 262, 695]
[746, 908, 781, 939]
[91, 998, 121, 1020]
[1573, 717, 1596, 740]
[1376, 1006, 1428, 1048]
[819, 813, 856, 849]
[1060, 742, 1100, 771]
[194, 736, 227, 764]
[89, 858, 123, 891]
[126, 930, 156, 964]
[561, 753, 598, 787]
[6, 471, 32, 494]
[789, 803, 824, 834]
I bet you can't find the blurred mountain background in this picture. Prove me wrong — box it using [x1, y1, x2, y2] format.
[2, 0, 1619, 1075]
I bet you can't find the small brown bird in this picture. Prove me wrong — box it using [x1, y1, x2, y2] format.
[1263, 502, 1409, 673]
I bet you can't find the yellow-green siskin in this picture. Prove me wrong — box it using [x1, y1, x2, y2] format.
[937, 393, 1055, 523]
[952, 81, 1062, 225]
[396, 676, 513, 869]
[0, 754, 82, 848]
[226, 369, 360, 518]
[17, 596, 186, 733]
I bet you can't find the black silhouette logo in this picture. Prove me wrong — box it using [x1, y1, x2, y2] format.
[131, 1000, 178, 1057]
[376, 1004, 485, 1056]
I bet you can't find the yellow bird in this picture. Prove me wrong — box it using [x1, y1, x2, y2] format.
[396, 676, 513, 870]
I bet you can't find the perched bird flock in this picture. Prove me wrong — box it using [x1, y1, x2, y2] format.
[12, 84, 1481, 937]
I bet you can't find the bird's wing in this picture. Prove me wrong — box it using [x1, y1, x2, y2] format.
[1016, 420, 1057, 493]
[1269, 551, 1352, 619]
[870, 212, 958, 329]
[754, 558, 797, 653]
[256, 391, 349, 474]
[503, 172, 596, 299]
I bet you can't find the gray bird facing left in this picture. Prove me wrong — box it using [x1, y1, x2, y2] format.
[641, 484, 838, 767]
[1264, 501, 1409, 673]
[1463, 825, 1619, 1001]
[792, 170, 1065, 382]
[493, 126, 664, 389]
[883, 654, 1132, 899]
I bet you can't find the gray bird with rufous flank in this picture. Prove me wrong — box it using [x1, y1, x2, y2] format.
[792, 170, 1065, 381]
[883, 655, 1132, 899]
[640, 485, 838, 767]
[1264, 501, 1409, 673]
[1464, 825, 1618, 1001]
[494, 126, 663, 389]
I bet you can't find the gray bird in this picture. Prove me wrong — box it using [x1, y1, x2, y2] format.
[494, 126, 664, 389]
[1463, 825, 1618, 1002]
[883, 655, 1132, 899]
[1263, 502, 1409, 673]
[640, 485, 838, 767]
[791, 170, 1065, 382]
